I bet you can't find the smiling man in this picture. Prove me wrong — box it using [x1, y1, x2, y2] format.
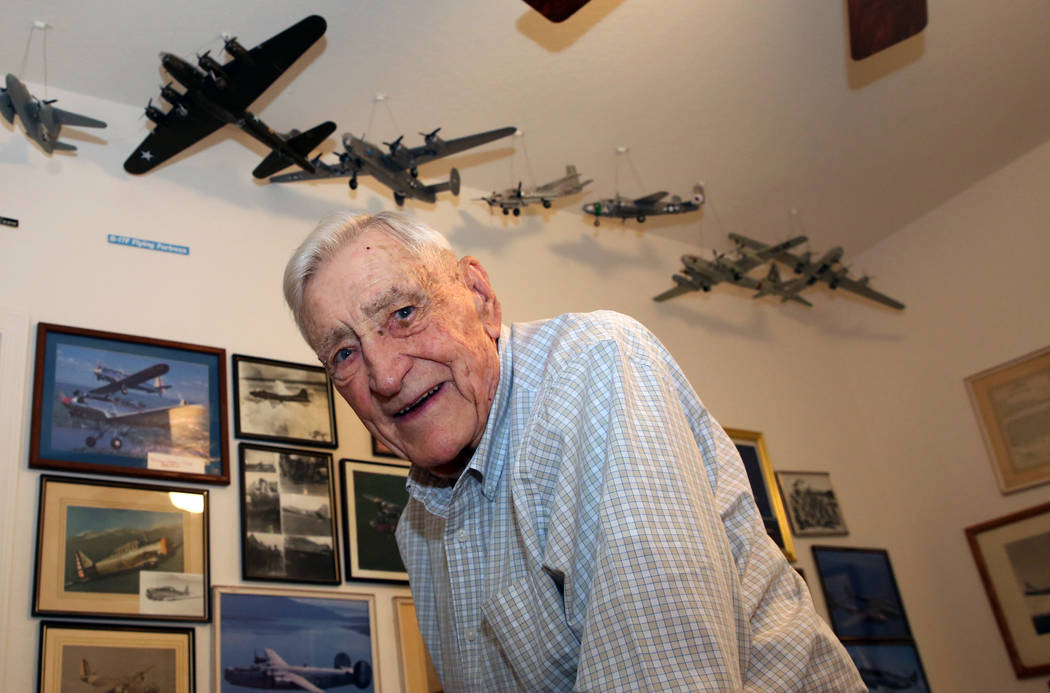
[284, 211, 863, 692]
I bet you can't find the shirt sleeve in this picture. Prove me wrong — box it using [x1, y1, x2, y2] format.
[526, 333, 864, 692]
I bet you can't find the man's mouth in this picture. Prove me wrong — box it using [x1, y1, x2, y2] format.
[394, 383, 443, 417]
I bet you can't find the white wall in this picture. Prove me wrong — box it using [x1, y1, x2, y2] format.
[2, 87, 1049, 690]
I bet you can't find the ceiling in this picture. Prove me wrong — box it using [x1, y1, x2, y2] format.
[5, 0, 1050, 257]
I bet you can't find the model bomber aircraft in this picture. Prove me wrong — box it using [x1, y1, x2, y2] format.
[270, 125, 518, 206]
[732, 233, 906, 310]
[224, 648, 372, 692]
[583, 185, 705, 226]
[653, 235, 808, 302]
[79, 659, 158, 693]
[124, 15, 335, 179]
[479, 164, 593, 215]
[1, 73, 106, 153]
[250, 386, 310, 403]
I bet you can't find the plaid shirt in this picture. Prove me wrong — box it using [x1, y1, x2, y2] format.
[397, 311, 864, 692]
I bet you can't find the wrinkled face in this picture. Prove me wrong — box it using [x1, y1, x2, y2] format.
[301, 229, 502, 477]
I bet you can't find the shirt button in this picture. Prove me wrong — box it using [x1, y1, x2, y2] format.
[456, 528, 467, 542]
[466, 629, 477, 641]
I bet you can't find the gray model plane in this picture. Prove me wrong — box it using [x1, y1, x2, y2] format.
[124, 15, 335, 179]
[732, 233, 906, 310]
[479, 164, 593, 215]
[79, 658, 158, 693]
[271, 125, 517, 206]
[583, 185, 705, 226]
[224, 648, 372, 692]
[653, 235, 808, 302]
[0, 73, 106, 153]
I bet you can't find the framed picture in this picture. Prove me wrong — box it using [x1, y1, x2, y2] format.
[965, 500, 1050, 677]
[232, 354, 338, 448]
[30, 322, 229, 484]
[393, 596, 442, 693]
[239, 443, 340, 584]
[214, 584, 377, 692]
[964, 345, 1050, 493]
[371, 434, 410, 466]
[33, 475, 210, 621]
[341, 459, 409, 582]
[725, 428, 795, 562]
[842, 641, 930, 693]
[38, 620, 195, 693]
[775, 470, 849, 536]
[811, 546, 912, 640]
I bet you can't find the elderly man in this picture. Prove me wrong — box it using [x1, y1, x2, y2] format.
[284, 211, 863, 692]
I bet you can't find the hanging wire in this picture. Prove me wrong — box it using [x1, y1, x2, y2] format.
[507, 131, 535, 190]
[19, 21, 53, 96]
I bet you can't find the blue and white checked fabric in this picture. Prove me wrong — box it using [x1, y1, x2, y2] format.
[397, 311, 864, 692]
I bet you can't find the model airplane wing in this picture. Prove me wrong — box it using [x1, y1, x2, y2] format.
[634, 191, 669, 205]
[125, 108, 226, 173]
[275, 671, 325, 693]
[405, 126, 517, 166]
[269, 156, 353, 182]
[653, 284, 699, 302]
[48, 106, 107, 129]
[826, 275, 905, 310]
[87, 363, 169, 397]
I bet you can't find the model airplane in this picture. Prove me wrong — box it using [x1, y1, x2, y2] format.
[250, 386, 309, 403]
[479, 164, 593, 215]
[733, 234, 906, 310]
[146, 583, 194, 601]
[583, 185, 705, 226]
[653, 235, 808, 302]
[1, 73, 106, 153]
[224, 648, 372, 692]
[72, 537, 169, 583]
[80, 659, 158, 693]
[270, 125, 517, 206]
[124, 15, 335, 178]
[93, 362, 170, 396]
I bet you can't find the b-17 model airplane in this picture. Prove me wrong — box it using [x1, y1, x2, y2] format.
[250, 386, 309, 403]
[72, 537, 169, 583]
[224, 648, 372, 692]
[93, 362, 170, 397]
[146, 583, 193, 601]
[583, 185, 705, 226]
[124, 15, 335, 179]
[479, 164, 593, 215]
[271, 125, 517, 206]
[653, 235, 808, 302]
[80, 658, 158, 693]
[1, 73, 107, 153]
[732, 233, 906, 310]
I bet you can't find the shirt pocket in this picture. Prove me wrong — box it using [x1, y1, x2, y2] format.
[483, 575, 580, 691]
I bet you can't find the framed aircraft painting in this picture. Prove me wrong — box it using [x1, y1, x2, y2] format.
[238, 443, 340, 584]
[811, 546, 912, 641]
[725, 428, 795, 562]
[213, 585, 376, 692]
[232, 354, 338, 449]
[33, 475, 210, 622]
[29, 322, 229, 484]
[38, 620, 195, 693]
[842, 641, 930, 693]
[341, 460, 410, 583]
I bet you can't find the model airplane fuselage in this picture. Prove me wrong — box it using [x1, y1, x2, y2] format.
[1, 73, 106, 153]
[480, 164, 593, 215]
[73, 537, 168, 583]
[584, 185, 705, 226]
[224, 648, 372, 692]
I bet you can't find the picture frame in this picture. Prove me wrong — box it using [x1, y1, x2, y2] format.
[964, 345, 1050, 493]
[214, 584, 377, 692]
[38, 620, 195, 693]
[232, 354, 338, 449]
[341, 459, 410, 583]
[842, 640, 930, 693]
[371, 434, 410, 466]
[239, 442, 340, 584]
[811, 546, 912, 640]
[33, 475, 210, 622]
[775, 470, 849, 536]
[30, 322, 229, 484]
[393, 596, 442, 693]
[725, 428, 795, 562]
[965, 500, 1050, 677]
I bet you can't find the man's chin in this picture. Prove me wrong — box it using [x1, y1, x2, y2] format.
[410, 446, 474, 479]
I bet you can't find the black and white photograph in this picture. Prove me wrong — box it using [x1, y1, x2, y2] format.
[232, 354, 338, 448]
[238, 443, 339, 584]
[776, 470, 849, 536]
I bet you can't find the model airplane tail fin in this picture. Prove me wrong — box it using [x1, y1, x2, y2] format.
[74, 550, 96, 580]
[424, 167, 461, 197]
[49, 140, 78, 152]
[253, 121, 337, 178]
[79, 658, 96, 683]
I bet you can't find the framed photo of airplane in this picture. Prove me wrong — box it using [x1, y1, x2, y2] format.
[966, 500, 1050, 677]
[33, 475, 210, 622]
[842, 641, 930, 693]
[29, 322, 229, 484]
[238, 443, 340, 584]
[232, 354, 338, 449]
[725, 428, 796, 562]
[38, 620, 195, 693]
[213, 585, 376, 692]
[341, 460, 410, 583]
[811, 546, 912, 640]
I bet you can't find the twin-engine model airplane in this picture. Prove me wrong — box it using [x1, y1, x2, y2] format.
[653, 235, 808, 302]
[80, 659, 158, 693]
[271, 125, 518, 206]
[72, 537, 169, 583]
[479, 164, 593, 215]
[124, 15, 335, 179]
[1, 73, 106, 153]
[583, 185, 705, 226]
[224, 648, 372, 692]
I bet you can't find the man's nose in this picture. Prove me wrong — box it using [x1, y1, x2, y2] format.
[365, 342, 410, 397]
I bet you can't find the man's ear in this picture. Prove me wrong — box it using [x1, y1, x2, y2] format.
[459, 256, 502, 340]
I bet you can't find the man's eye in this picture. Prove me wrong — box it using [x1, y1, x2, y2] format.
[332, 346, 356, 365]
[394, 306, 415, 320]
